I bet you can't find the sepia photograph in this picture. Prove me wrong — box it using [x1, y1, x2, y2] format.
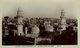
[1, 0, 78, 46]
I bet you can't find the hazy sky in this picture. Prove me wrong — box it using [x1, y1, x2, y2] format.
[0, 0, 78, 19]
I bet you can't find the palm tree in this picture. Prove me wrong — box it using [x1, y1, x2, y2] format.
[2, 16, 11, 25]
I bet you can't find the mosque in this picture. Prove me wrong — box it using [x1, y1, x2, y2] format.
[14, 8, 67, 36]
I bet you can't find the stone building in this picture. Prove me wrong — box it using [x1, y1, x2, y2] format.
[60, 9, 67, 31]
[16, 8, 24, 36]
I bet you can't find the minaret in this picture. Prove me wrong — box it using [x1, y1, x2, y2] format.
[16, 8, 24, 36]
[60, 9, 66, 31]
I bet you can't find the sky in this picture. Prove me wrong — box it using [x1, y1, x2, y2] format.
[0, 0, 79, 19]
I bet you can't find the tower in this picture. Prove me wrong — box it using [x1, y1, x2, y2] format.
[60, 9, 66, 31]
[16, 8, 24, 36]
